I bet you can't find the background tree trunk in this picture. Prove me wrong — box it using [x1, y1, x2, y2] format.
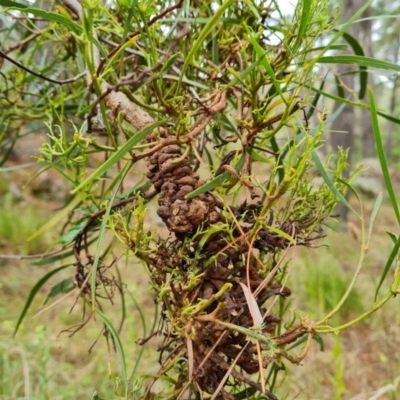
[330, 1, 360, 227]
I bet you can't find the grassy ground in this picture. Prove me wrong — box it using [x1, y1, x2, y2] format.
[1, 172, 400, 400]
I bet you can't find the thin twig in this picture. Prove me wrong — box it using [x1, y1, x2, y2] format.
[0, 51, 86, 85]
[0, 246, 70, 260]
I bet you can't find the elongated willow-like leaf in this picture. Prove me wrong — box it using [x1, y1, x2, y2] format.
[4, 5, 106, 58]
[386, 231, 398, 245]
[185, 151, 246, 199]
[72, 120, 164, 194]
[14, 264, 71, 337]
[30, 236, 98, 266]
[245, 26, 285, 101]
[305, 83, 368, 108]
[264, 224, 296, 245]
[339, 14, 400, 27]
[0, 0, 27, 7]
[90, 167, 128, 308]
[311, 151, 359, 217]
[246, 147, 274, 165]
[95, 309, 128, 397]
[7, 6, 81, 33]
[31, 251, 75, 266]
[306, 74, 326, 120]
[60, 219, 88, 246]
[378, 111, 400, 125]
[162, 17, 239, 24]
[334, 75, 345, 99]
[287, 334, 324, 352]
[44, 277, 75, 305]
[367, 193, 383, 246]
[317, 55, 400, 73]
[293, 0, 311, 52]
[341, 32, 367, 99]
[368, 88, 400, 226]
[177, 0, 235, 92]
[286, 335, 325, 351]
[270, 137, 284, 184]
[375, 235, 400, 301]
[225, 52, 267, 89]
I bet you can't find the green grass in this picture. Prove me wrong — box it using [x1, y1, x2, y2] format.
[0, 194, 55, 255]
[0, 192, 159, 399]
[297, 244, 364, 322]
[280, 204, 400, 399]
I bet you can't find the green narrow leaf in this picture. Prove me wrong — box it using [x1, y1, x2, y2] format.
[313, 334, 325, 351]
[324, 102, 346, 126]
[30, 236, 98, 266]
[195, 224, 228, 258]
[72, 120, 164, 194]
[128, 291, 147, 380]
[216, 319, 273, 345]
[264, 224, 296, 245]
[367, 193, 383, 245]
[60, 219, 88, 246]
[293, 0, 311, 51]
[305, 83, 368, 109]
[334, 75, 345, 99]
[225, 53, 266, 89]
[89, 167, 128, 345]
[162, 17, 239, 24]
[185, 171, 231, 198]
[246, 147, 274, 165]
[340, 14, 400, 26]
[90, 167, 128, 308]
[14, 264, 71, 337]
[287, 334, 324, 352]
[317, 55, 400, 73]
[386, 231, 398, 244]
[341, 32, 367, 99]
[177, 0, 235, 92]
[8, 7, 81, 33]
[378, 111, 400, 126]
[233, 387, 257, 400]
[270, 137, 285, 184]
[0, 0, 28, 7]
[43, 277, 74, 305]
[337, 178, 362, 209]
[306, 75, 326, 120]
[299, 44, 348, 55]
[161, 52, 182, 73]
[245, 26, 285, 101]
[114, 180, 151, 201]
[95, 309, 128, 397]
[375, 235, 400, 301]
[6, 6, 106, 57]
[368, 88, 400, 225]
[311, 151, 359, 217]
[185, 151, 246, 199]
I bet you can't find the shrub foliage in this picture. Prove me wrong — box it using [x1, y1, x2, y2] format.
[1, 0, 400, 398]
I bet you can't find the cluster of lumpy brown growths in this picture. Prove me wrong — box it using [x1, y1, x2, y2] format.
[145, 133, 302, 400]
